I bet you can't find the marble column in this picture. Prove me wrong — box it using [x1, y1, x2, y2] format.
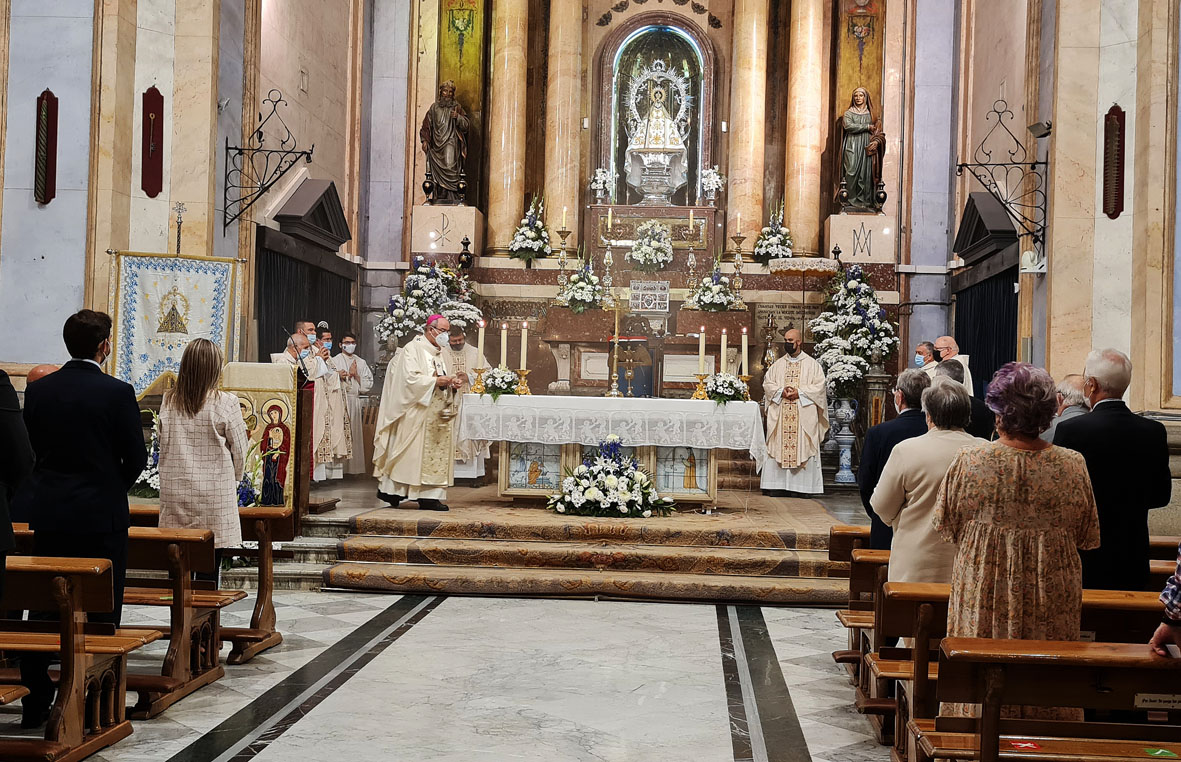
[485, 0, 529, 254]
[784, 0, 824, 255]
[543, 0, 581, 244]
[727, 0, 768, 241]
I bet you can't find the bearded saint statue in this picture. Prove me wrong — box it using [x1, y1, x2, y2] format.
[419, 80, 469, 204]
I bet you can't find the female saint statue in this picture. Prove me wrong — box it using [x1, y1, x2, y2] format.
[625, 79, 689, 205]
[837, 87, 886, 211]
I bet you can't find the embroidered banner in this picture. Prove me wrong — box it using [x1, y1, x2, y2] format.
[111, 252, 239, 397]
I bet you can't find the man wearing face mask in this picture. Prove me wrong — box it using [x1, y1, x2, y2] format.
[761, 328, 829, 496]
[273, 331, 344, 483]
[914, 341, 939, 379]
[313, 323, 352, 481]
[18, 310, 147, 727]
[372, 315, 463, 511]
[1054, 348, 1172, 591]
[442, 326, 491, 480]
[331, 332, 374, 476]
[933, 336, 972, 396]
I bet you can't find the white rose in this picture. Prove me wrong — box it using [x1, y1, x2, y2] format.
[642, 510, 652, 518]
[556, 505, 566, 513]
[619, 506, 628, 514]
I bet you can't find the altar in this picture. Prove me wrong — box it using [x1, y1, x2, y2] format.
[458, 394, 766, 504]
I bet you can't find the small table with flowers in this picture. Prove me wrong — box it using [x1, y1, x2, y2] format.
[458, 394, 766, 504]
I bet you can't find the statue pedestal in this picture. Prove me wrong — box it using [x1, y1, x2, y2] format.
[823, 213, 895, 264]
[410, 205, 484, 259]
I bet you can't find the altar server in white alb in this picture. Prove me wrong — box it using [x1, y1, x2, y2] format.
[272, 329, 350, 482]
[761, 327, 829, 495]
[442, 326, 491, 479]
[372, 315, 463, 511]
[331, 331, 374, 476]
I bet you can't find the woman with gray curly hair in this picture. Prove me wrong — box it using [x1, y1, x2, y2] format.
[933, 362, 1101, 719]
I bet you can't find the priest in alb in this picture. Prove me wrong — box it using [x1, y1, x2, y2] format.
[761, 328, 829, 495]
[272, 332, 351, 482]
[372, 315, 464, 511]
[442, 326, 491, 479]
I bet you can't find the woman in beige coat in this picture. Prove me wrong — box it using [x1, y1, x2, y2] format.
[159, 339, 248, 576]
[870, 379, 984, 584]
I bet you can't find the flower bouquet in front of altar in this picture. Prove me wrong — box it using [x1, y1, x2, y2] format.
[684, 259, 739, 312]
[625, 220, 675, 272]
[128, 409, 161, 498]
[375, 256, 481, 346]
[705, 372, 748, 405]
[508, 194, 552, 267]
[548, 436, 675, 518]
[557, 262, 604, 314]
[751, 199, 794, 266]
[481, 366, 521, 401]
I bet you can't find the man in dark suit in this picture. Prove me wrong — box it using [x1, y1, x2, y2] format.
[0, 369, 33, 601]
[858, 368, 931, 550]
[1054, 348, 1171, 592]
[19, 310, 146, 727]
[935, 360, 995, 440]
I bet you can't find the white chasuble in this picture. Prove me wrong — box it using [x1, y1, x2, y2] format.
[442, 343, 491, 477]
[373, 335, 455, 499]
[761, 352, 828, 493]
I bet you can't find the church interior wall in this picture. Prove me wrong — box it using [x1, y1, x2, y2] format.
[0, 0, 95, 364]
[213, 0, 245, 264]
[128, 0, 176, 254]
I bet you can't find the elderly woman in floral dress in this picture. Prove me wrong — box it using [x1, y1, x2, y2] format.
[933, 362, 1100, 719]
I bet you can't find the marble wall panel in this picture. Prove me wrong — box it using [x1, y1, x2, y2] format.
[213, 0, 244, 262]
[363, 0, 409, 267]
[0, 9, 94, 362]
[129, 0, 176, 253]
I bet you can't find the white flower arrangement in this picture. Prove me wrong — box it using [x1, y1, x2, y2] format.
[481, 366, 520, 401]
[807, 264, 899, 398]
[701, 166, 726, 194]
[557, 262, 604, 314]
[752, 199, 794, 265]
[508, 195, 552, 265]
[375, 257, 481, 346]
[129, 410, 160, 497]
[625, 220, 675, 272]
[705, 372, 748, 404]
[547, 435, 675, 518]
[684, 260, 740, 312]
[589, 168, 616, 193]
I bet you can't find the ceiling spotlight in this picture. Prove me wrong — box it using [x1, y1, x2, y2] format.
[1028, 120, 1052, 139]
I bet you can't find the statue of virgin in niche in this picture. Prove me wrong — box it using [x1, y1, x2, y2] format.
[837, 87, 886, 211]
[624, 61, 691, 206]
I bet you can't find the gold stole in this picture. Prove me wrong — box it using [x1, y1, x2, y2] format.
[420, 357, 455, 486]
[781, 360, 803, 467]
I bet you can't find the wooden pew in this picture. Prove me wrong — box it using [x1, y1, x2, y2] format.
[0, 556, 161, 762]
[833, 549, 890, 687]
[12, 524, 248, 719]
[828, 524, 871, 578]
[1150, 534, 1180, 560]
[127, 501, 294, 664]
[912, 638, 1181, 762]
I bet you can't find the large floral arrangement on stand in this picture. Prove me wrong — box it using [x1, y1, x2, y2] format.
[547, 436, 675, 518]
[625, 220, 675, 272]
[508, 195, 552, 267]
[375, 256, 482, 346]
[557, 259, 604, 314]
[807, 264, 899, 398]
[751, 200, 794, 266]
[684, 257, 739, 312]
[128, 410, 160, 498]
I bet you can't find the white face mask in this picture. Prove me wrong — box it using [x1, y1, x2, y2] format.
[433, 332, 450, 349]
[342, 343, 356, 354]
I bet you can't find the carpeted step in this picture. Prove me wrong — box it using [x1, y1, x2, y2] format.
[336, 536, 837, 578]
[322, 562, 848, 605]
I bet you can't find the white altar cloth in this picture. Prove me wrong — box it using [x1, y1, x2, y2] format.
[458, 395, 767, 467]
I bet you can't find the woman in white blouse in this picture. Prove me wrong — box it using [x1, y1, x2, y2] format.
[158, 339, 248, 580]
[870, 379, 984, 584]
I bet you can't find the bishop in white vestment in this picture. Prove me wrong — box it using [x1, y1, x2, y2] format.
[372, 316, 463, 511]
[442, 328, 491, 479]
[331, 333, 374, 475]
[761, 328, 829, 495]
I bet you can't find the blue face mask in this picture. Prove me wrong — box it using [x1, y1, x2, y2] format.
[322, 341, 333, 351]
[299, 348, 311, 359]
[914, 353, 925, 367]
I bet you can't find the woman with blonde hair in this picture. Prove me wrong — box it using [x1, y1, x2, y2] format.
[158, 338, 248, 579]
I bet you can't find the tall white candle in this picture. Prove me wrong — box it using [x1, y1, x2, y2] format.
[500, 323, 508, 368]
[688, 209, 694, 229]
[607, 207, 613, 231]
[698, 326, 706, 374]
[741, 327, 749, 376]
[562, 206, 568, 228]
[477, 320, 485, 354]
[520, 321, 528, 369]
[736, 212, 742, 235]
[720, 329, 728, 375]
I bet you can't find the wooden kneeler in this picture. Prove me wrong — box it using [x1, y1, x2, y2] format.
[221, 505, 294, 664]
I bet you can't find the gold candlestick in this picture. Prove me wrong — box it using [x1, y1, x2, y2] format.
[691, 373, 709, 400]
[471, 366, 487, 395]
[730, 234, 748, 311]
[554, 228, 572, 305]
[739, 374, 752, 401]
[514, 369, 532, 396]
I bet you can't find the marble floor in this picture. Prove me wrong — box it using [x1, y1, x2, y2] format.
[0, 594, 888, 762]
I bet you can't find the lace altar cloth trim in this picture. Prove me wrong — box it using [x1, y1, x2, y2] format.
[458, 394, 767, 466]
